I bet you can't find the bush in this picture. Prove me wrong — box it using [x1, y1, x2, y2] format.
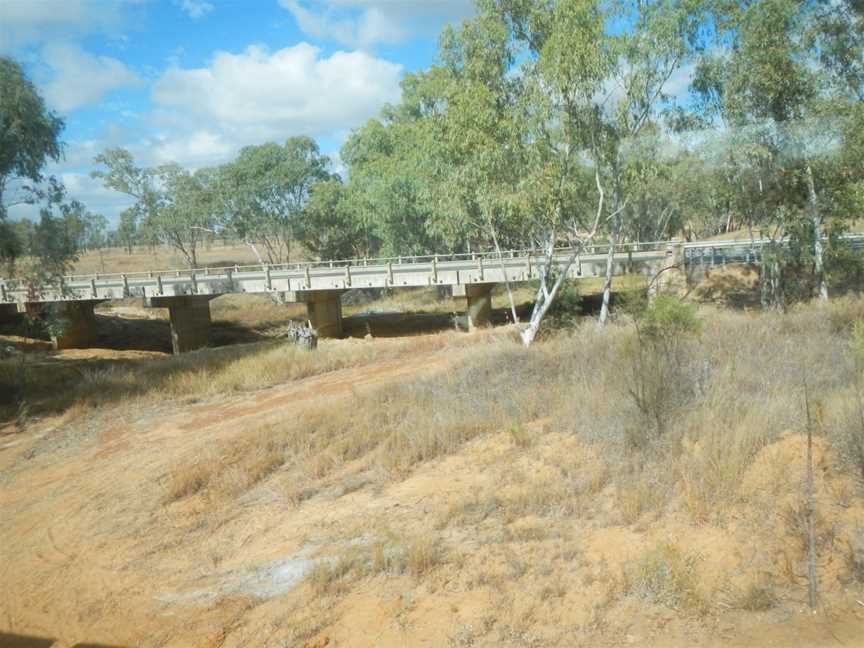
[622, 296, 700, 439]
[627, 542, 704, 612]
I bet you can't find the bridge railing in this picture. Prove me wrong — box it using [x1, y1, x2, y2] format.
[1, 240, 673, 289]
[1, 235, 860, 297]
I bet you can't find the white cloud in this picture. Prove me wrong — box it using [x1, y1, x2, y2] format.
[176, 0, 214, 19]
[149, 43, 402, 165]
[280, 0, 473, 48]
[7, 172, 135, 225]
[0, 0, 128, 52]
[662, 62, 696, 102]
[41, 43, 141, 112]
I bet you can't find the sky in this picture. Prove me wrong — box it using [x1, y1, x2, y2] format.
[1, 0, 475, 224]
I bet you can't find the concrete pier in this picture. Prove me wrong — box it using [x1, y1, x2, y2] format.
[649, 241, 686, 300]
[453, 283, 494, 331]
[0, 303, 19, 325]
[149, 295, 213, 354]
[298, 290, 344, 338]
[51, 301, 100, 350]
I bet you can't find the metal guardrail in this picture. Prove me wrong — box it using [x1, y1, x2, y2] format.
[681, 234, 864, 266]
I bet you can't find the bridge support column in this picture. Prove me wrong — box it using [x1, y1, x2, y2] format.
[300, 290, 343, 338]
[51, 301, 100, 350]
[0, 303, 19, 325]
[148, 295, 213, 354]
[453, 284, 494, 331]
[649, 241, 685, 301]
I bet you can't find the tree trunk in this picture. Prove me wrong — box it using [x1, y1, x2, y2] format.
[805, 162, 827, 301]
[597, 220, 618, 328]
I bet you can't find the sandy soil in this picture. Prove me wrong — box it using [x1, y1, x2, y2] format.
[1, 340, 863, 647]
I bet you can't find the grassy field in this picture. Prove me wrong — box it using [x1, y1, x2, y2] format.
[1, 295, 863, 646]
[71, 242, 293, 275]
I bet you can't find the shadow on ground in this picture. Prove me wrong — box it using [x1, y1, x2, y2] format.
[0, 633, 126, 648]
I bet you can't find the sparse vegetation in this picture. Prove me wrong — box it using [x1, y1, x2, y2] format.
[3, 299, 864, 647]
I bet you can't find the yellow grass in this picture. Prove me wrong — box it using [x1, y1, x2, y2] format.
[4, 297, 864, 646]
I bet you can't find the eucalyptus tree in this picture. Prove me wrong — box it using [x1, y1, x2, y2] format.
[692, 0, 864, 303]
[0, 57, 64, 219]
[0, 57, 65, 270]
[218, 137, 332, 265]
[341, 112, 443, 257]
[299, 179, 367, 260]
[93, 150, 215, 267]
[493, 0, 702, 333]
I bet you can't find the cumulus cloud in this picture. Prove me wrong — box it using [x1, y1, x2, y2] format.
[176, 0, 214, 19]
[41, 43, 141, 112]
[149, 43, 402, 164]
[7, 171, 135, 224]
[280, 0, 473, 48]
[0, 0, 128, 52]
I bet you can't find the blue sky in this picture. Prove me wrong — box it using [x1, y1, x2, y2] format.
[1, 0, 474, 223]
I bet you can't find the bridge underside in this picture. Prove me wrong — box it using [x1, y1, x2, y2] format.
[0, 242, 695, 354]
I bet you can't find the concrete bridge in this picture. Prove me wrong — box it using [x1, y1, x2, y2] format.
[1, 236, 861, 353]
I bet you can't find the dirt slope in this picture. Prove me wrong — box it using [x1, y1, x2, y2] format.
[1, 336, 863, 648]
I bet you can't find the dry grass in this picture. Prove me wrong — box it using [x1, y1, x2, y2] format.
[627, 542, 705, 612]
[308, 533, 445, 596]
[72, 242, 305, 274]
[153, 297, 862, 523]
[8, 295, 864, 646]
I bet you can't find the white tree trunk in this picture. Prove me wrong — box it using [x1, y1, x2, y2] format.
[597, 227, 618, 328]
[805, 162, 828, 301]
[519, 237, 580, 348]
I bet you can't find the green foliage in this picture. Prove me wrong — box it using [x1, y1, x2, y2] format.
[544, 280, 582, 329]
[0, 57, 64, 219]
[299, 180, 368, 260]
[636, 295, 700, 342]
[218, 137, 332, 264]
[623, 296, 700, 439]
[93, 150, 217, 267]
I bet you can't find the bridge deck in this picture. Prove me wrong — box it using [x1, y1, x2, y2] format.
[1, 236, 861, 305]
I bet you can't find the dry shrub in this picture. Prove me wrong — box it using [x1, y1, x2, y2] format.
[508, 422, 533, 448]
[163, 429, 286, 503]
[737, 578, 778, 611]
[827, 294, 864, 334]
[615, 466, 673, 524]
[627, 542, 704, 612]
[405, 536, 443, 576]
[308, 534, 445, 595]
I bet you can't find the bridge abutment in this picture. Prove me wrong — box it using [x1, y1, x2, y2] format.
[148, 295, 213, 354]
[453, 283, 494, 331]
[51, 301, 100, 350]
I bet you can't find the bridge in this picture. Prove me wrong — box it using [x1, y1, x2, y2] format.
[1, 236, 861, 353]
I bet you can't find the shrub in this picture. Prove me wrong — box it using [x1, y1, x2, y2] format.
[628, 542, 704, 612]
[738, 579, 778, 611]
[622, 296, 700, 439]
